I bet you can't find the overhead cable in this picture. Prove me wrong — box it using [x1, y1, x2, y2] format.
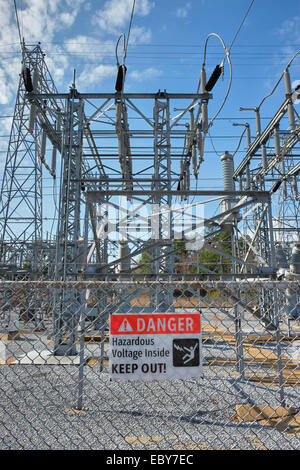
[258, 49, 300, 110]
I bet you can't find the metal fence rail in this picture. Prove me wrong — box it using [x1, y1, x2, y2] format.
[0, 280, 299, 450]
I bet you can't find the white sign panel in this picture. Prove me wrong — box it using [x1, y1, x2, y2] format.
[109, 313, 202, 380]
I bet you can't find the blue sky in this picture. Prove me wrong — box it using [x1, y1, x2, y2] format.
[1, 0, 299, 168]
[0, 0, 299, 234]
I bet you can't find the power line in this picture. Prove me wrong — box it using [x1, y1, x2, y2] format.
[2, 49, 298, 56]
[1, 41, 298, 47]
[13, 0, 22, 51]
[228, 0, 255, 54]
[125, 0, 136, 56]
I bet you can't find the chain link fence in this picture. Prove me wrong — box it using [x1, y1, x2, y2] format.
[0, 280, 299, 450]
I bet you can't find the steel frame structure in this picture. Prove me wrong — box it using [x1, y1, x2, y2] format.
[0, 44, 299, 354]
[234, 69, 300, 248]
[0, 44, 63, 278]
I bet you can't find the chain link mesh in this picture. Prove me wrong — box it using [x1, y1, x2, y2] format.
[0, 280, 299, 450]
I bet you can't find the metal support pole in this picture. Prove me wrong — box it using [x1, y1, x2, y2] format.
[153, 96, 174, 311]
[54, 91, 84, 356]
[267, 196, 286, 406]
[77, 198, 90, 411]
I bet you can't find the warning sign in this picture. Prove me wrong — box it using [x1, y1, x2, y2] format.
[173, 339, 200, 367]
[118, 318, 134, 332]
[109, 313, 202, 381]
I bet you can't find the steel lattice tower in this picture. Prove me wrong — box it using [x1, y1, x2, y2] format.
[0, 44, 63, 278]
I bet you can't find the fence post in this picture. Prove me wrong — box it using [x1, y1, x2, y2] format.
[274, 286, 286, 407]
[234, 291, 245, 380]
[267, 197, 286, 406]
[76, 197, 90, 410]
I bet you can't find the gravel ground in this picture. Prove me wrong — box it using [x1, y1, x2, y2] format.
[0, 344, 299, 450]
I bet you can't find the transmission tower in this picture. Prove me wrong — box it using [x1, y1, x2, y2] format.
[0, 43, 63, 279]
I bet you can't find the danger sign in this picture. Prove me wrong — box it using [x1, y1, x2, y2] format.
[109, 313, 202, 381]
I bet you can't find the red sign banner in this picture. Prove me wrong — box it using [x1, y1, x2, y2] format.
[110, 313, 201, 335]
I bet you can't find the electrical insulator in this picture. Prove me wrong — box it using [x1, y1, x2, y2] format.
[28, 69, 39, 133]
[22, 67, 33, 92]
[177, 161, 184, 193]
[205, 64, 222, 92]
[196, 125, 203, 163]
[51, 146, 57, 176]
[291, 243, 300, 275]
[119, 241, 131, 272]
[201, 66, 206, 94]
[41, 129, 47, 157]
[272, 181, 282, 193]
[246, 165, 250, 190]
[220, 151, 237, 227]
[275, 244, 289, 270]
[221, 151, 235, 192]
[192, 143, 197, 175]
[115, 65, 127, 92]
[292, 176, 298, 199]
[201, 102, 208, 133]
[274, 126, 281, 157]
[238, 175, 243, 191]
[185, 163, 190, 191]
[284, 69, 296, 131]
[262, 145, 267, 171]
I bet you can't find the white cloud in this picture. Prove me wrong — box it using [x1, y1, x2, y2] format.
[128, 26, 152, 44]
[83, 2, 92, 12]
[77, 64, 116, 89]
[0, 58, 21, 105]
[0, 0, 155, 108]
[278, 16, 300, 43]
[64, 35, 115, 60]
[129, 67, 162, 83]
[93, 0, 154, 35]
[18, 0, 84, 43]
[0, 0, 87, 182]
[0, 0, 156, 140]
[277, 16, 300, 69]
[175, 2, 192, 19]
[43, 44, 70, 85]
[0, 1, 87, 107]
[261, 15, 300, 96]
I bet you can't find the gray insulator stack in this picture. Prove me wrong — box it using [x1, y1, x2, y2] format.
[220, 151, 237, 227]
[245, 164, 250, 190]
[221, 151, 235, 192]
[184, 163, 190, 191]
[118, 241, 131, 273]
[292, 176, 298, 199]
[275, 243, 289, 269]
[284, 69, 296, 131]
[290, 243, 300, 274]
[286, 284, 300, 319]
[41, 129, 47, 157]
[196, 125, 203, 165]
[51, 118, 60, 174]
[180, 160, 184, 190]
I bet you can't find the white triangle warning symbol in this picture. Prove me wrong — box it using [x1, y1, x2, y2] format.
[118, 318, 134, 332]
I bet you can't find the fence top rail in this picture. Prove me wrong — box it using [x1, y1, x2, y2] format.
[0, 280, 299, 288]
